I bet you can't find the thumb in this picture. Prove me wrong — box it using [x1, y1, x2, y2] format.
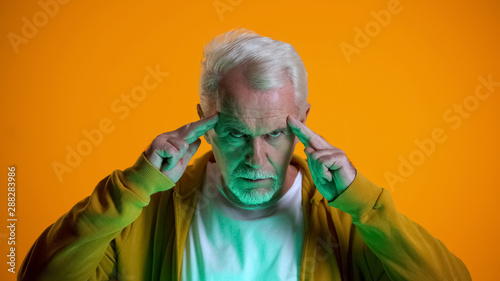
[180, 138, 201, 167]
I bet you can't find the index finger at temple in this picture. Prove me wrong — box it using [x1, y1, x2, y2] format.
[287, 115, 327, 149]
[183, 113, 219, 144]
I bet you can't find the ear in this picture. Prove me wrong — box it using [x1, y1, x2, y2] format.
[197, 104, 212, 145]
[293, 103, 311, 146]
[300, 102, 311, 123]
[197, 104, 204, 119]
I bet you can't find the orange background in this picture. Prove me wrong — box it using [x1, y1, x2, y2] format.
[1, 0, 499, 280]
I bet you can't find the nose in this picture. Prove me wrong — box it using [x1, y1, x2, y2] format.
[244, 137, 266, 169]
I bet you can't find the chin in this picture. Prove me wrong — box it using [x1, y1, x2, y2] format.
[230, 184, 277, 206]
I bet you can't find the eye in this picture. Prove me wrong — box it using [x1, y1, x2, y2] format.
[269, 131, 282, 138]
[229, 131, 245, 138]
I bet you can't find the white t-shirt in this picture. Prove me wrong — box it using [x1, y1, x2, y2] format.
[181, 161, 304, 281]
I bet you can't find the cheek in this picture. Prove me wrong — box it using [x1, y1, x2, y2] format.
[210, 136, 243, 170]
[269, 137, 296, 165]
[276, 134, 296, 153]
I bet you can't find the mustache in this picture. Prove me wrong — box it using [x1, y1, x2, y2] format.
[232, 169, 277, 180]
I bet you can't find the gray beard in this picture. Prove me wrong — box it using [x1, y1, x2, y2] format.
[223, 176, 282, 208]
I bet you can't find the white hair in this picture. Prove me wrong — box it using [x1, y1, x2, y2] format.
[199, 28, 308, 116]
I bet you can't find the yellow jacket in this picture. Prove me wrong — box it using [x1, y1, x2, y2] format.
[19, 151, 472, 281]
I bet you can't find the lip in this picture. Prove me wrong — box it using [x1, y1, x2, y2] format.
[241, 178, 271, 182]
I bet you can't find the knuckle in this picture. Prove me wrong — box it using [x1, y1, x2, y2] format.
[172, 138, 188, 149]
[165, 146, 176, 155]
[312, 153, 323, 161]
[151, 138, 165, 150]
[180, 140, 188, 147]
[157, 132, 178, 144]
[160, 130, 175, 138]
[179, 141, 189, 151]
[166, 143, 179, 154]
[336, 149, 346, 157]
[164, 142, 179, 155]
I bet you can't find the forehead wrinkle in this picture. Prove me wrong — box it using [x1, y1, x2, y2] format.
[222, 113, 289, 119]
[218, 113, 289, 135]
[219, 87, 289, 117]
[221, 105, 287, 121]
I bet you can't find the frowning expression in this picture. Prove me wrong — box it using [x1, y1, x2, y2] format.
[205, 69, 306, 208]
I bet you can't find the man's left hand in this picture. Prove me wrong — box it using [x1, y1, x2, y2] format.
[287, 115, 357, 202]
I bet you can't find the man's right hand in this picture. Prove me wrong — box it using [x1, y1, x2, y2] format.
[144, 113, 218, 183]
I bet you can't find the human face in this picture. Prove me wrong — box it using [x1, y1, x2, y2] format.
[204, 70, 308, 209]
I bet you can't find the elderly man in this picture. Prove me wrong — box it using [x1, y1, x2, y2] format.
[19, 29, 471, 281]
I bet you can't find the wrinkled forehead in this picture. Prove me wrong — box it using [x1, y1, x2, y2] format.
[217, 99, 298, 134]
[215, 73, 300, 133]
[217, 111, 288, 133]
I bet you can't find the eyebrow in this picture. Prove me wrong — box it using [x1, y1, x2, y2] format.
[218, 121, 289, 136]
[268, 127, 289, 134]
[217, 119, 246, 132]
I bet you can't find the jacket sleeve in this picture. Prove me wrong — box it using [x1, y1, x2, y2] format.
[328, 172, 472, 281]
[18, 152, 175, 281]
